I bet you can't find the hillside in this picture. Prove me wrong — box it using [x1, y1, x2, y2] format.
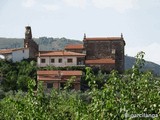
[0, 37, 160, 75]
[125, 56, 160, 76]
[0, 37, 82, 50]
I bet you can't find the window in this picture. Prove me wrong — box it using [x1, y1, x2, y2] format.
[58, 58, 62, 63]
[51, 58, 55, 63]
[41, 58, 46, 63]
[78, 61, 84, 65]
[47, 83, 53, 88]
[67, 58, 73, 63]
[60, 82, 65, 89]
[83, 50, 86, 54]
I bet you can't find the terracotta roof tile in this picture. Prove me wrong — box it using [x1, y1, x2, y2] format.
[38, 77, 61, 81]
[37, 71, 59, 75]
[37, 70, 82, 81]
[37, 70, 82, 76]
[0, 48, 28, 54]
[65, 44, 84, 50]
[38, 51, 86, 57]
[61, 71, 82, 76]
[0, 49, 14, 54]
[85, 58, 115, 64]
[84, 37, 122, 41]
[12, 48, 28, 51]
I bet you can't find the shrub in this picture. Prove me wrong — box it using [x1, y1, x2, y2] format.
[0, 52, 160, 119]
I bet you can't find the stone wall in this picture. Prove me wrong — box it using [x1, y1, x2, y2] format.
[28, 40, 39, 59]
[111, 41, 125, 73]
[84, 39, 125, 73]
[24, 26, 39, 59]
[85, 63, 115, 73]
[84, 41, 112, 59]
[65, 49, 84, 54]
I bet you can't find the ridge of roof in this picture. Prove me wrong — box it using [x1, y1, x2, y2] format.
[37, 70, 82, 76]
[38, 50, 86, 57]
[84, 37, 123, 41]
[65, 44, 84, 50]
[12, 48, 28, 51]
[0, 48, 28, 54]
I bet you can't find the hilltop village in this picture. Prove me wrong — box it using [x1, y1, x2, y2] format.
[0, 26, 125, 90]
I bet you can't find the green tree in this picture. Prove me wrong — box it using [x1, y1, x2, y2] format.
[0, 60, 37, 92]
[0, 52, 160, 119]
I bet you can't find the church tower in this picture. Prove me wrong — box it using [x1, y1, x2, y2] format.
[24, 26, 32, 48]
[24, 26, 38, 59]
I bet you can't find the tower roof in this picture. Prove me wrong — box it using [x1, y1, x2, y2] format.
[65, 44, 84, 50]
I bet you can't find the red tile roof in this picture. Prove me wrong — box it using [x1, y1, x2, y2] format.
[84, 37, 123, 41]
[38, 77, 61, 81]
[12, 48, 28, 51]
[0, 49, 14, 54]
[37, 70, 82, 81]
[37, 71, 59, 75]
[0, 48, 28, 54]
[38, 51, 86, 57]
[65, 44, 84, 50]
[85, 58, 115, 64]
[61, 71, 82, 76]
[37, 70, 82, 76]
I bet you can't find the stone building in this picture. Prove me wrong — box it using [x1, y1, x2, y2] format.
[24, 26, 39, 59]
[83, 34, 125, 73]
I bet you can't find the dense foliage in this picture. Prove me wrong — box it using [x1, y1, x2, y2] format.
[0, 60, 86, 92]
[0, 52, 160, 119]
[0, 60, 37, 92]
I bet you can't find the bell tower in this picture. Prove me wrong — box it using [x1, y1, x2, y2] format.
[24, 26, 32, 48]
[24, 26, 39, 59]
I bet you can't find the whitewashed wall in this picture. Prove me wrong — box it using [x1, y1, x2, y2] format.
[12, 49, 29, 62]
[6, 54, 12, 60]
[37, 56, 78, 67]
[0, 54, 12, 61]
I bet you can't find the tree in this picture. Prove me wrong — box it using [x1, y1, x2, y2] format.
[0, 60, 37, 92]
[0, 52, 160, 119]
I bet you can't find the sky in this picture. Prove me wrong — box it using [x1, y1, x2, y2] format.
[0, 0, 160, 65]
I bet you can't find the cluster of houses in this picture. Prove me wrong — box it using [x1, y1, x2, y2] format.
[0, 26, 125, 90]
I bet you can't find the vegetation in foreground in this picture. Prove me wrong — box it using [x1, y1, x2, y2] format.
[0, 51, 160, 119]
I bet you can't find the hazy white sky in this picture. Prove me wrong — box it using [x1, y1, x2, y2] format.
[0, 0, 160, 64]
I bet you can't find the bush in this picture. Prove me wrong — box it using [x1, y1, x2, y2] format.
[0, 52, 160, 119]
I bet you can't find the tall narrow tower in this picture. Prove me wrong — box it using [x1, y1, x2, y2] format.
[24, 26, 38, 59]
[24, 26, 32, 48]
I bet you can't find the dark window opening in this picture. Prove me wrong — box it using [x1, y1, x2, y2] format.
[51, 58, 55, 63]
[60, 82, 65, 89]
[59, 58, 62, 63]
[41, 59, 46, 63]
[47, 83, 53, 88]
[67, 58, 73, 63]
